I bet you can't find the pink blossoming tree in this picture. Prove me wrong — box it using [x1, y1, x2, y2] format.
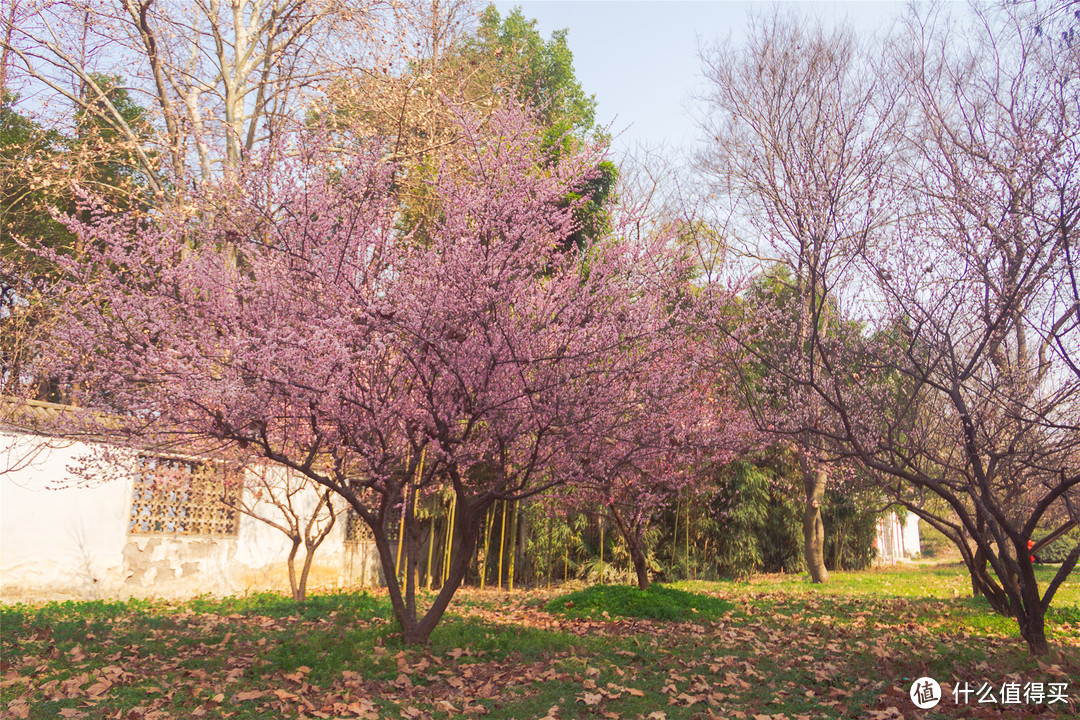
[558, 337, 751, 590]
[35, 107, 711, 644]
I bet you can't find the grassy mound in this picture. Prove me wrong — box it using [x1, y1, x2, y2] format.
[545, 583, 733, 622]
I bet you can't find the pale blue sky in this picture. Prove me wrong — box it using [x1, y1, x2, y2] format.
[492, 1, 908, 154]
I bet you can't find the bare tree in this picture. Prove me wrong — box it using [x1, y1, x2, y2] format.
[777, 3, 1080, 655]
[224, 466, 339, 602]
[0, 0, 23, 92]
[697, 11, 897, 583]
[2, 0, 393, 193]
[319, 0, 497, 240]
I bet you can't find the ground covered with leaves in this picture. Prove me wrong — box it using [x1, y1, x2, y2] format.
[2, 563, 1078, 719]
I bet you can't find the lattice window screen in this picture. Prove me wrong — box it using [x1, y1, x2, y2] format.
[345, 509, 373, 543]
[343, 509, 402, 543]
[129, 456, 241, 536]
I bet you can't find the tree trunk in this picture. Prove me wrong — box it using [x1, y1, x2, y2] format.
[507, 501, 517, 591]
[1015, 563, 1050, 655]
[970, 546, 1013, 614]
[286, 536, 303, 602]
[363, 484, 493, 647]
[400, 498, 487, 645]
[598, 514, 605, 584]
[1014, 539, 1055, 656]
[803, 467, 828, 584]
[404, 484, 420, 624]
[631, 545, 650, 590]
[297, 541, 316, 603]
[369, 512, 413, 635]
[608, 504, 650, 590]
[295, 490, 337, 603]
[515, 502, 528, 587]
[1015, 552, 1050, 656]
[481, 504, 494, 589]
[1018, 606, 1050, 656]
[498, 500, 508, 590]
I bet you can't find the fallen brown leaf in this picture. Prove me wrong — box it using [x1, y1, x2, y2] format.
[579, 691, 603, 706]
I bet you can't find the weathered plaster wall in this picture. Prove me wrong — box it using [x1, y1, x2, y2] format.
[120, 535, 239, 596]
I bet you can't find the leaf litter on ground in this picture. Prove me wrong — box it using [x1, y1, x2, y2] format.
[2, 565, 1078, 719]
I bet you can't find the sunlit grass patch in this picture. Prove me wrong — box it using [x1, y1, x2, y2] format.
[545, 583, 734, 621]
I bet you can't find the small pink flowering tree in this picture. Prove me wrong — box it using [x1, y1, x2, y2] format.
[560, 341, 750, 590]
[35, 107, 702, 644]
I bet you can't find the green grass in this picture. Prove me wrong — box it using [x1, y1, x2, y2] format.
[545, 583, 734, 621]
[2, 563, 1078, 719]
[674, 560, 1075, 601]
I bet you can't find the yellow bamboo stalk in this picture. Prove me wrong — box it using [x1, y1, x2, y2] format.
[497, 500, 507, 591]
[685, 502, 690, 579]
[507, 501, 517, 592]
[546, 513, 552, 590]
[395, 451, 412, 581]
[672, 498, 680, 567]
[481, 504, 495, 589]
[443, 493, 457, 585]
[599, 514, 605, 585]
[415, 447, 427, 484]
[425, 493, 436, 591]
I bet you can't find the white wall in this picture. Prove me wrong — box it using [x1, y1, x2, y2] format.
[902, 511, 921, 557]
[874, 510, 923, 565]
[1, 431, 379, 601]
[1, 432, 133, 599]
